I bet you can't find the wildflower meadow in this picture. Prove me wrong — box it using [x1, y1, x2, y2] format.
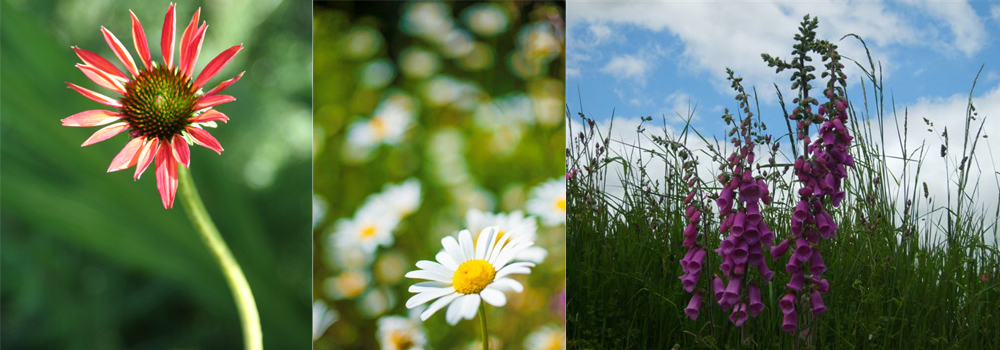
[312, 2, 566, 349]
[567, 16, 1000, 349]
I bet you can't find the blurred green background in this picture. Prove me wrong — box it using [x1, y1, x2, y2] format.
[312, 1, 565, 349]
[1, 0, 312, 349]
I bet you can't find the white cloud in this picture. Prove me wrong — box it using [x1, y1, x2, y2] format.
[660, 91, 700, 122]
[601, 54, 651, 83]
[589, 23, 613, 43]
[908, 2, 986, 56]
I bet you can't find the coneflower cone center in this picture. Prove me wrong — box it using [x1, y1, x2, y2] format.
[452, 259, 495, 294]
[120, 65, 198, 140]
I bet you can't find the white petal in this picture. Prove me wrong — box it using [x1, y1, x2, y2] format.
[480, 288, 507, 307]
[416, 260, 454, 276]
[436, 251, 459, 270]
[445, 295, 466, 325]
[474, 226, 494, 260]
[421, 293, 460, 321]
[459, 230, 475, 261]
[408, 281, 450, 293]
[517, 246, 548, 263]
[405, 270, 452, 284]
[490, 278, 524, 293]
[442, 235, 466, 264]
[460, 294, 482, 320]
[495, 264, 533, 280]
[405, 287, 456, 309]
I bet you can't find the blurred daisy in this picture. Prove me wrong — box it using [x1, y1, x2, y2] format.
[377, 316, 427, 350]
[462, 3, 509, 37]
[334, 203, 400, 254]
[359, 288, 398, 319]
[345, 94, 416, 152]
[325, 237, 375, 270]
[401, 2, 454, 42]
[371, 178, 422, 219]
[524, 325, 566, 350]
[324, 269, 371, 300]
[63, 3, 243, 208]
[405, 227, 535, 325]
[312, 300, 338, 341]
[527, 178, 566, 227]
[466, 209, 547, 263]
[399, 46, 441, 79]
[518, 22, 561, 62]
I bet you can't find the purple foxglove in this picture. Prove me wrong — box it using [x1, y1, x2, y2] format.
[745, 201, 761, 223]
[713, 276, 726, 303]
[731, 302, 748, 327]
[685, 292, 702, 321]
[731, 211, 746, 236]
[723, 278, 741, 306]
[782, 310, 798, 333]
[748, 284, 764, 316]
[685, 205, 697, 218]
[771, 238, 791, 258]
[809, 250, 827, 276]
[787, 271, 804, 291]
[740, 181, 760, 202]
[779, 292, 796, 314]
[794, 238, 812, 263]
[690, 248, 706, 272]
[680, 273, 698, 293]
[810, 289, 826, 316]
[732, 240, 749, 265]
[793, 200, 810, 222]
[813, 278, 829, 293]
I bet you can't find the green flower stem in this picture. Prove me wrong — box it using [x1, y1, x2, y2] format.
[479, 303, 489, 350]
[178, 165, 262, 350]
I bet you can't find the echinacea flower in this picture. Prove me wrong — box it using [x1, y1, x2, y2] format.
[377, 315, 427, 350]
[405, 227, 534, 325]
[527, 178, 567, 227]
[63, 3, 243, 209]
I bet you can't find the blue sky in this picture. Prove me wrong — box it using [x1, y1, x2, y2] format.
[566, 1, 1000, 237]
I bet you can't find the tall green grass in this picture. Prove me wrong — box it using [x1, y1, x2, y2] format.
[566, 36, 1000, 349]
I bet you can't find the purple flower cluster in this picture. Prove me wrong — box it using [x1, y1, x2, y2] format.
[680, 184, 707, 320]
[772, 95, 854, 332]
[713, 143, 776, 326]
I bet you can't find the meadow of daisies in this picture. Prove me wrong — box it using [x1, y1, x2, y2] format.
[567, 17, 1000, 349]
[312, 2, 566, 349]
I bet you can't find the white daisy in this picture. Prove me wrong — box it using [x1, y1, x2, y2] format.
[523, 325, 566, 350]
[405, 227, 535, 325]
[466, 209, 547, 263]
[526, 178, 566, 227]
[345, 94, 416, 151]
[377, 315, 428, 350]
[333, 203, 400, 254]
[312, 300, 338, 341]
[371, 178, 422, 219]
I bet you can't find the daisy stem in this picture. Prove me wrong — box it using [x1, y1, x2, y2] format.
[178, 166, 263, 350]
[479, 303, 489, 350]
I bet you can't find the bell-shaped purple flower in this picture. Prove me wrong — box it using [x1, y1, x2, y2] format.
[793, 200, 810, 222]
[720, 235, 736, 255]
[723, 278, 741, 307]
[786, 271, 805, 291]
[685, 205, 697, 219]
[809, 250, 827, 276]
[732, 239, 749, 265]
[685, 292, 702, 320]
[782, 310, 798, 333]
[740, 181, 761, 203]
[680, 273, 698, 293]
[745, 201, 761, 224]
[713, 276, 726, 303]
[717, 187, 734, 210]
[730, 302, 748, 327]
[748, 284, 764, 316]
[771, 238, 791, 258]
[779, 292, 796, 314]
[810, 290, 826, 316]
[794, 238, 812, 263]
[813, 278, 829, 293]
[731, 211, 746, 236]
[689, 248, 706, 273]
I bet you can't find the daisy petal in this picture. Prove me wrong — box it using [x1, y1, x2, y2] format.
[445, 296, 465, 325]
[408, 281, 450, 293]
[435, 251, 459, 270]
[81, 122, 129, 146]
[480, 287, 507, 307]
[62, 110, 121, 127]
[193, 94, 235, 110]
[108, 137, 144, 172]
[405, 287, 455, 309]
[183, 23, 207, 79]
[76, 64, 125, 94]
[459, 230, 475, 262]
[204, 71, 244, 97]
[72, 46, 126, 81]
[495, 264, 533, 280]
[101, 26, 138, 77]
[404, 270, 452, 284]
[129, 10, 152, 71]
[416, 260, 454, 276]
[188, 109, 229, 123]
[419, 293, 460, 320]
[459, 294, 481, 321]
[171, 134, 190, 167]
[185, 127, 223, 154]
[134, 137, 158, 180]
[442, 235, 465, 265]
[193, 44, 242, 89]
[67, 82, 123, 108]
[518, 246, 548, 264]
[474, 226, 494, 260]
[490, 278, 524, 293]
[161, 3, 176, 69]
[178, 8, 201, 74]
[155, 143, 179, 209]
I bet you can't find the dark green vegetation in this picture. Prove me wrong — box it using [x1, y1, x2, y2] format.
[567, 21, 1000, 350]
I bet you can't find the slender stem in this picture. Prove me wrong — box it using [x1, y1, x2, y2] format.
[479, 303, 489, 350]
[178, 165, 262, 350]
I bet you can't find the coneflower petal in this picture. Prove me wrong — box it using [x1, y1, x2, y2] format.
[135, 137, 159, 180]
[108, 137, 145, 172]
[189, 109, 229, 123]
[67, 82, 123, 108]
[129, 10, 152, 71]
[204, 71, 244, 97]
[171, 134, 190, 167]
[186, 127, 223, 154]
[72, 46, 126, 82]
[183, 23, 207, 79]
[193, 94, 235, 110]
[155, 143, 179, 209]
[62, 110, 122, 127]
[193, 44, 243, 90]
[82, 122, 129, 146]
[100, 26, 139, 78]
[76, 64, 125, 94]
[178, 7, 201, 74]
[161, 3, 176, 70]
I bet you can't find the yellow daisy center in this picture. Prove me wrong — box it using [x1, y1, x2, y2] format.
[360, 224, 377, 239]
[388, 330, 415, 350]
[371, 115, 387, 138]
[554, 197, 566, 212]
[452, 259, 496, 294]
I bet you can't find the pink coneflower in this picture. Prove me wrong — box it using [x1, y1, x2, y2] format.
[63, 3, 244, 209]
